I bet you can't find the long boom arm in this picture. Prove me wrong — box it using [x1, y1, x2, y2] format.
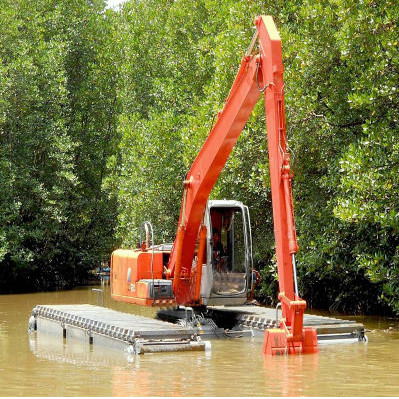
[167, 16, 318, 354]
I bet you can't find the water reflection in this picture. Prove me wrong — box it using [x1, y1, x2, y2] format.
[112, 366, 151, 397]
[29, 332, 127, 368]
[262, 353, 319, 397]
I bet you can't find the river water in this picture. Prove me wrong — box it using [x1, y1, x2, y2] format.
[1, 284, 399, 397]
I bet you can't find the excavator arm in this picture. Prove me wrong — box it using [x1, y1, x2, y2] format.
[167, 16, 318, 355]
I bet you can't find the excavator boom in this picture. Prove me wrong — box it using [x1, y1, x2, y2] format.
[167, 16, 318, 354]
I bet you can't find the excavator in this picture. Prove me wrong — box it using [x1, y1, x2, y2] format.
[110, 16, 318, 355]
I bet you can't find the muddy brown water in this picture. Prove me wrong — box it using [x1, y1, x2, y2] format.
[1, 284, 399, 396]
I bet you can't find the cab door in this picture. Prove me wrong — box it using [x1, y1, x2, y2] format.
[202, 201, 252, 306]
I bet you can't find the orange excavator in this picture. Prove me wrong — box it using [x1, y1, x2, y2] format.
[111, 16, 318, 355]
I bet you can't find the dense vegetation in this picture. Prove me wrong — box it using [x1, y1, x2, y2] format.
[0, 0, 398, 315]
[0, 0, 120, 291]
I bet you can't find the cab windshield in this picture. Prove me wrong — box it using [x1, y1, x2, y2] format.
[210, 206, 250, 295]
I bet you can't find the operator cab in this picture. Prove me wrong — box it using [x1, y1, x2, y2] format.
[110, 199, 255, 307]
[200, 200, 254, 306]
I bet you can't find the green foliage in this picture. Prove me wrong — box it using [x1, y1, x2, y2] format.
[113, 111, 185, 245]
[281, 0, 399, 313]
[0, 0, 119, 292]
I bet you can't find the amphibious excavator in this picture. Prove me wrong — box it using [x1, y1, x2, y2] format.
[110, 16, 318, 355]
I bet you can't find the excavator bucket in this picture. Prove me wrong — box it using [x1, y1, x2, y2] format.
[263, 327, 318, 355]
[263, 294, 318, 355]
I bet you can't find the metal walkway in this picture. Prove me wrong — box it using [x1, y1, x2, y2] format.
[207, 305, 366, 341]
[157, 304, 365, 342]
[30, 304, 207, 354]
